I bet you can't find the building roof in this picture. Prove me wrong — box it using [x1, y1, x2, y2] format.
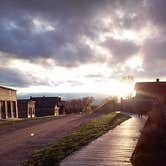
[0, 85, 16, 91]
[135, 81, 166, 90]
[17, 99, 35, 104]
[135, 79, 166, 100]
[30, 96, 61, 108]
[18, 99, 29, 103]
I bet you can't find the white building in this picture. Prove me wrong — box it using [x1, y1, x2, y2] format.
[0, 86, 18, 119]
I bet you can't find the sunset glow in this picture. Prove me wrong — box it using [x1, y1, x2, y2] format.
[1, 1, 166, 166]
[0, 0, 165, 99]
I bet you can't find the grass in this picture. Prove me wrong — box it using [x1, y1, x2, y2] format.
[23, 112, 130, 166]
[0, 115, 61, 128]
[0, 119, 24, 127]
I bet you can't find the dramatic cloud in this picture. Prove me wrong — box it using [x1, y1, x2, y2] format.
[142, 38, 166, 77]
[0, 0, 165, 93]
[0, 1, 113, 59]
[0, 67, 29, 87]
[103, 38, 140, 63]
[145, 0, 166, 28]
[0, 0, 144, 66]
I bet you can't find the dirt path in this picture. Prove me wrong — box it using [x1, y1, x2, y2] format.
[0, 114, 98, 166]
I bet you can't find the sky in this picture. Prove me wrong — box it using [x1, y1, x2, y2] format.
[0, 0, 166, 98]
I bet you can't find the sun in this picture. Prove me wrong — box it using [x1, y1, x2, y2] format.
[115, 81, 135, 98]
[101, 79, 135, 98]
[125, 56, 143, 71]
[90, 79, 136, 99]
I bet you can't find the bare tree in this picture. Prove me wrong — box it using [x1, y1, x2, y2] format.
[64, 97, 94, 114]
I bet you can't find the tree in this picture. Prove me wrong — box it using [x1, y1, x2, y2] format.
[64, 97, 94, 114]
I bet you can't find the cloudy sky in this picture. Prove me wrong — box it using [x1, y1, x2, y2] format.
[0, 0, 166, 97]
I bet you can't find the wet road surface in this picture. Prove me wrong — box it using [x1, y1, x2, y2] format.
[60, 115, 146, 166]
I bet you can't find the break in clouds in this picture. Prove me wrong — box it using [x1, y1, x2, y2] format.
[0, 0, 166, 88]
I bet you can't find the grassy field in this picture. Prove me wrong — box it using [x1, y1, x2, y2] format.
[0, 119, 24, 127]
[0, 115, 61, 128]
[23, 112, 130, 166]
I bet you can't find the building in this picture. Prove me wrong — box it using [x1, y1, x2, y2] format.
[135, 79, 166, 113]
[17, 99, 36, 118]
[135, 79, 166, 102]
[0, 86, 18, 119]
[30, 96, 61, 117]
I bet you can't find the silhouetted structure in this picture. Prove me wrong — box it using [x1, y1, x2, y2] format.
[30, 96, 62, 117]
[121, 97, 135, 113]
[59, 100, 66, 115]
[0, 86, 18, 119]
[135, 79, 166, 100]
[131, 79, 166, 166]
[17, 99, 36, 118]
[135, 78, 166, 114]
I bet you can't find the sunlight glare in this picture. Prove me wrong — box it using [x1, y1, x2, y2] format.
[8, 58, 135, 98]
[125, 56, 143, 71]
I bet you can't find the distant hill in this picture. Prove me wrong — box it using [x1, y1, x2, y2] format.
[17, 92, 109, 104]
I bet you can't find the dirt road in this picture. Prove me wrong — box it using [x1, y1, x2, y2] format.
[0, 114, 97, 166]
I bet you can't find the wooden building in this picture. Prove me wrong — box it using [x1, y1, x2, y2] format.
[17, 100, 36, 118]
[0, 86, 18, 119]
[30, 96, 61, 117]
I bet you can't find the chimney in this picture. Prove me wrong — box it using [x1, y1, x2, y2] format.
[156, 78, 160, 82]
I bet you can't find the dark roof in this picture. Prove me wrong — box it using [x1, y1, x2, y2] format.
[0, 85, 16, 91]
[30, 97, 61, 108]
[18, 99, 29, 103]
[30, 96, 60, 99]
[17, 99, 35, 104]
